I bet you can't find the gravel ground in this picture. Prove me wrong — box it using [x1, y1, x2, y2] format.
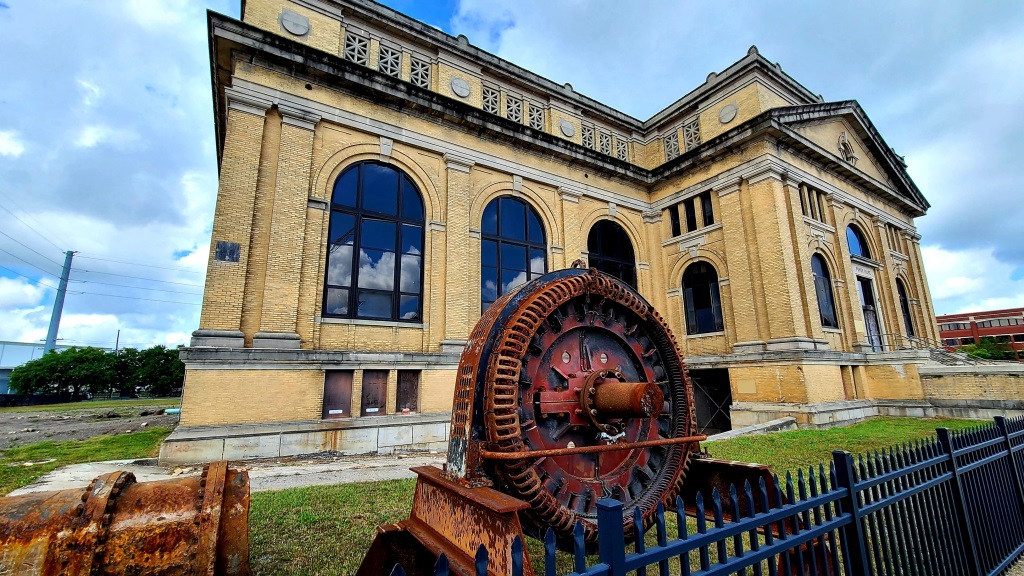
[10, 451, 447, 496]
[0, 405, 179, 450]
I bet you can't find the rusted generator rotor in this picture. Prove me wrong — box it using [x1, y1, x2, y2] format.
[0, 461, 249, 575]
[446, 267, 700, 548]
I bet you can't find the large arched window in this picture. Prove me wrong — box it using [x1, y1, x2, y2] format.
[811, 254, 839, 329]
[896, 278, 915, 337]
[846, 225, 870, 259]
[682, 262, 724, 335]
[481, 196, 546, 313]
[587, 220, 637, 289]
[324, 162, 425, 321]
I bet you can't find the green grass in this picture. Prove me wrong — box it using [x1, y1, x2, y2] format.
[0, 398, 180, 413]
[247, 417, 979, 575]
[703, 416, 979, 476]
[0, 427, 173, 495]
[250, 479, 416, 576]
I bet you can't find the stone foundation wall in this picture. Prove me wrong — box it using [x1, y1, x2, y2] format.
[919, 365, 1024, 402]
[160, 413, 450, 465]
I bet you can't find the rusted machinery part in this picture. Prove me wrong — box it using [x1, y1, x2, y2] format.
[479, 434, 706, 460]
[0, 460, 250, 576]
[453, 267, 697, 549]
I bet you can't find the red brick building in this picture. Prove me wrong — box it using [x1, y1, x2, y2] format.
[937, 307, 1024, 356]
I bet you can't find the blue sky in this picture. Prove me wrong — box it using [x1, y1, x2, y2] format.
[0, 0, 1022, 349]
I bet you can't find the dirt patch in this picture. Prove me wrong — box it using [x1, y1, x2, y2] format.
[0, 405, 179, 450]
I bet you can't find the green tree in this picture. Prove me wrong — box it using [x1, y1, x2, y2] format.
[958, 337, 1018, 361]
[9, 347, 113, 397]
[9, 350, 64, 395]
[135, 345, 184, 397]
[112, 347, 142, 397]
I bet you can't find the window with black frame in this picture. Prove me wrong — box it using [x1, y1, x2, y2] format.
[896, 278, 915, 337]
[481, 196, 546, 313]
[586, 220, 637, 289]
[811, 254, 839, 329]
[323, 162, 425, 322]
[682, 261, 724, 335]
[846, 224, 871, 259]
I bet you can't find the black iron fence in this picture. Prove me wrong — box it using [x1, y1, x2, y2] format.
[388, 415, 1024, 575]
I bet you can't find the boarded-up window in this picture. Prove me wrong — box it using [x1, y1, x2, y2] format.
[361, 370, 388, 416]
[322, 371, 353, 419]
[396, 371, 420, 414]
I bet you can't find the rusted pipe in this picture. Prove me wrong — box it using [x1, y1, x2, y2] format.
[592, 381, 664, 418]
[479, 434, 706, 460]
[0, 460, 250, 576]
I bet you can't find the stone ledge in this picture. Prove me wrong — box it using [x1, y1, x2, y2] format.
[179, 347, 461, 367]
[705, 417, 798, 442]
[919, 365, 1024, 376]
[686, 348, 930, 368]
[159, 413, 452, 465]
[732, 398, 1024, 430]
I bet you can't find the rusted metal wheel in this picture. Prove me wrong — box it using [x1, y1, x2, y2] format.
[455, 268, 697, 549]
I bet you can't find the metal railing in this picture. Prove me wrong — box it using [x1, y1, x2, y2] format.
[874, 333, 1015, 365]
[388, 415, 1024, 576]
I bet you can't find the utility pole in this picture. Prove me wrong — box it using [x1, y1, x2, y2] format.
[44, 251, 75, 353]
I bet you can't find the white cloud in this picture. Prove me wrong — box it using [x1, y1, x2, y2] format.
[122, 0, 192, 28]
[0, 277, 49, 309]
[77, 79, 103, 107]
[0, 130, 25, 157]
[73, 125, 138, 148]
[921, 245, 1024, 315]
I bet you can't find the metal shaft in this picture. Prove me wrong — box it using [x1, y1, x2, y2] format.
[592, 381, 664, 418]
[480, 434, 706, 460]
[44, 250, 74, 353]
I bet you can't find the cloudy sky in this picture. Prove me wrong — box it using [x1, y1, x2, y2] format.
[0, 0, 1022, 350]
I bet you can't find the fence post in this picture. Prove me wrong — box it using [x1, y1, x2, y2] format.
[597, 499, 626, 576]
[937, 427, 983, 576]
[832, 450, 870, 576]
[995, 416, 1024, 517]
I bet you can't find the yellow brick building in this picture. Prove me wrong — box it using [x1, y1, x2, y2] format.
[164, 0, 961, 462]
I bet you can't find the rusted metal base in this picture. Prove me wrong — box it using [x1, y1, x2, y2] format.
[682, 456, 834, 575]
[681, 456, 783, 520]
[356, 466, 534, 576]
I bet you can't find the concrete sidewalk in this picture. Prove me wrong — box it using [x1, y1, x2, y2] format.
[6, 452, 446, 497]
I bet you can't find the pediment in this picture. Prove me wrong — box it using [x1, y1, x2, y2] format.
[771, 102, 929, 215]
[791, 118, 897, 189]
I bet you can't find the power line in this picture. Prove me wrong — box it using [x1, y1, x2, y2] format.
[0, 190, 73, 250]
[0, 229, 64, 268]
[69, 290, 202, 306]
[76, 254, 205, 275]
[69, 278, 203, 296]
[0, 246, 61, 278]
[0, 199, 66, 255]
[73, 269, 204, 288]
[0, 265, 58, 290]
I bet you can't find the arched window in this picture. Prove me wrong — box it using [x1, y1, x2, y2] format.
[587, 220, 637, 289]
[481, 196, 546, 313]
[324, 162, 425, 321]
[682, 262, 724, 335]
[811, 254, 839, 329]
[846, 225, 870, 259]
[897, 278, 915, 337]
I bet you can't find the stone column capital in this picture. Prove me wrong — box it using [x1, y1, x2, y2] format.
[225, 87, 273, 117]
[278, 104, 321, 130]
[443, 153, 475, 173]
